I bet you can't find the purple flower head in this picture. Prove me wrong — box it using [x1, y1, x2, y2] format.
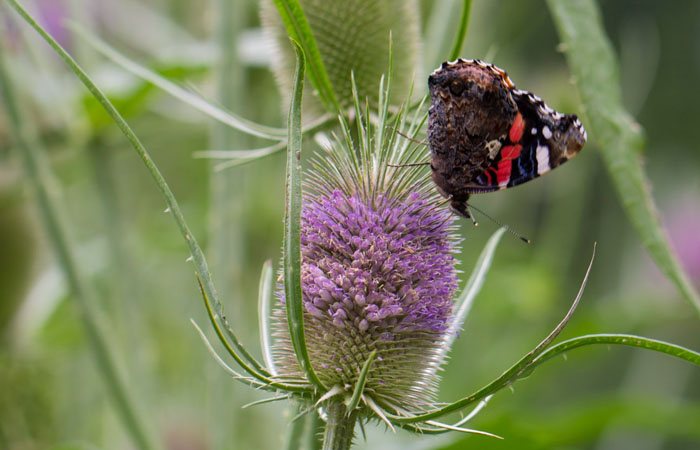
[301, 190, 455, 334]
[275, 181, 458, 409]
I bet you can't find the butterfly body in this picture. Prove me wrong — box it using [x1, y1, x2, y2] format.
[427, 59, 587, 219]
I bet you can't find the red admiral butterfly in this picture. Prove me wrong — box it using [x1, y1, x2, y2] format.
[428, 59, 587, 220]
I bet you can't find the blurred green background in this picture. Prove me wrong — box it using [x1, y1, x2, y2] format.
[1, 0, 698, 449]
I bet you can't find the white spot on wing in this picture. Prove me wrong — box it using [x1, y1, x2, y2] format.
[485, 140, 502, 159]
[536, 145, 550, 175]
[542, 126, 552, 139]
[531, 127, 538, 135]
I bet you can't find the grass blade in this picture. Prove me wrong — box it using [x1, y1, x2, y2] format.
[69, 23, 288, 140]
[284, 40, 325, 390]
[448, 0, 472, 61]
[547, 0, 700, 316]
[0, 29, 158, 450]
[272, 0, 340, 113]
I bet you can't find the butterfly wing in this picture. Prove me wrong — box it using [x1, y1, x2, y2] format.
[471, 89, 587, 191]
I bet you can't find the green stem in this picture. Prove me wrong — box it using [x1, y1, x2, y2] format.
[0, 33, 158, 450]
[322, 402, 358, 450]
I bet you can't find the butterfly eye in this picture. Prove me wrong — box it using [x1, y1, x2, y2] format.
[449, 79, 465, 96]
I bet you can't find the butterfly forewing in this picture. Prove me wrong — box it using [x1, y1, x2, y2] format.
[427, 59, 587, 217]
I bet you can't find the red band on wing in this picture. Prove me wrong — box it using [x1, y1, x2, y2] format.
[508, 112, 525, 143]
[495, 144, 522, 185]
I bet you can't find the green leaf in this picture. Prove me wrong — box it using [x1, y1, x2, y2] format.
[272, 0, 340, 113]
[533, 334, 700, 367]
[69, 23, 289, 140]
[546, 0, 700, 316]
[283, 40, 325, 390]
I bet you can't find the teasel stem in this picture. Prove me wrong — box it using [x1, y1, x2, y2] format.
[322, 401, 359, 450]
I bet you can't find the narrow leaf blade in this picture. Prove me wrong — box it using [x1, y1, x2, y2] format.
[70, 24, 288, 140]
[448, 0, 473, 61]
[533, 334, 700, 367]
[547, 0, 700, 315]
[284, 40, 325, 390]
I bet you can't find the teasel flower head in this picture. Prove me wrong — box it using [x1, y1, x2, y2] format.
[271, 83, 460, 416]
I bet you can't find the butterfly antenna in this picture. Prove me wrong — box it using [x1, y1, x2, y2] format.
[468, 203, 532, 244]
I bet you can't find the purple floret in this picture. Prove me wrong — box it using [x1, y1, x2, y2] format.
[300, 189, 457, 336]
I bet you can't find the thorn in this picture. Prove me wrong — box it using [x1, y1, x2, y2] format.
[164, 207, 171, 213]
[186, 256, 193, 262]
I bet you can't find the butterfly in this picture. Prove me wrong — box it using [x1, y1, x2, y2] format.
[427, 59, 587, 220]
